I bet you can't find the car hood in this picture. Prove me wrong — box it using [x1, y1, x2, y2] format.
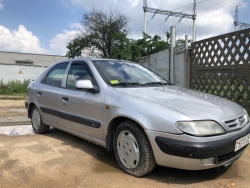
[115, 85, 244, 121]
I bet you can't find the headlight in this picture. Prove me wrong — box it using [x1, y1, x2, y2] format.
[244, 109, 249, 122]
[176, 121, 225, 137]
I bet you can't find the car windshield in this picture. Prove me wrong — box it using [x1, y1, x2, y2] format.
[93, 60, 170, 86]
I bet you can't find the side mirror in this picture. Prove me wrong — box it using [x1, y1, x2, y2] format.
[75, 80, 100, 93]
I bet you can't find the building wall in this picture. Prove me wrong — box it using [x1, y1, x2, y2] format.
[0, 51, 68, 84]
[0, 51, 68, 66]
[0, 64, 47, 83]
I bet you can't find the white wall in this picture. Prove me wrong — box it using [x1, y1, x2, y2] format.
[0, 64, 46, 84]
[139, 49, 170, 80]
[138, 47, 189, 88]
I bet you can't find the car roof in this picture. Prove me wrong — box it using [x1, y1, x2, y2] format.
[70, 58, 134, 63]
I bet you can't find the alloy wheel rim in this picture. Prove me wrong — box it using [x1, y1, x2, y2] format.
[32, 109, 41, 129]
[117, 130, 140, 169]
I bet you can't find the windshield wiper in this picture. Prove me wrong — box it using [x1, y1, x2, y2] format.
[112, 82, 144, 86]
[143, 82, 172, 86]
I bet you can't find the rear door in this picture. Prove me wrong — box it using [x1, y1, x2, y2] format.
[59, 61, 105, 141]
[35, 62, 69, 126]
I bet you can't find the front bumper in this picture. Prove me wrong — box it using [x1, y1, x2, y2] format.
[146, 123, 250, 170]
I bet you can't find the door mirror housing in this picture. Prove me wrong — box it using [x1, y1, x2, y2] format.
[75, 80, 100, 93]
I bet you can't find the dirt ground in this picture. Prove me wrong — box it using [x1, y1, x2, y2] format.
[0, 100, 250, 187]
[0, 100, 26, 118]
[0, 100, 30, 125]
[0, 128, 249, 188]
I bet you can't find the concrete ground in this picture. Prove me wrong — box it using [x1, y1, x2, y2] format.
[0, 100, 250, 187]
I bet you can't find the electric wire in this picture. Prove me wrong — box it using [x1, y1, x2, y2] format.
[198, 0, 227, 13]
[148, 5, 191, 35]
[188, 21, 192, 35]
[172, 0, 210, 11]
[132, 0, 222, 37]
[130, 18, 152, 36]
[176, 21, 181, 36]
[162, 15, 167, 38]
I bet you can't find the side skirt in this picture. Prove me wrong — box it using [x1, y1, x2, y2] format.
[44, 121, 106, 148]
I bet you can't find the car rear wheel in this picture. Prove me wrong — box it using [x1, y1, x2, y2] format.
[113, 120, 156, 177]
[31, 106, 50, 134]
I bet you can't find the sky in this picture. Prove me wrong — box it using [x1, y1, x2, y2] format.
[0, 0, 249, 56]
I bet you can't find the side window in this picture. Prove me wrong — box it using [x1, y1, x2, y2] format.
[66, 63, 92, 90]
[45, 62, 68, 87]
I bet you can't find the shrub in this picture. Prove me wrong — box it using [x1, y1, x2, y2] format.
[0, 79, 30, 95]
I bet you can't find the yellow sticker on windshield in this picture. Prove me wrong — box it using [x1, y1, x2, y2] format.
[110, 80, 119, 84]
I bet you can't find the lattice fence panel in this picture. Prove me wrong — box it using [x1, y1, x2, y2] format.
[190, 28, 250, 111]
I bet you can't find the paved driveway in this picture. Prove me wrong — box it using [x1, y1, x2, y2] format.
[0, 128, 249, 188]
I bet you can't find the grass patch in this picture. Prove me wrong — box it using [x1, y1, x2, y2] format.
[0, 79, 30, 96]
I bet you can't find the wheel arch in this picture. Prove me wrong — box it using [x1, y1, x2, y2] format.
[106, 116, 148, 152]
[28, 103, 36, 118]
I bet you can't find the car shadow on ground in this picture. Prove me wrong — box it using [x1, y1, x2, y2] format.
[45, 128, 235, 184]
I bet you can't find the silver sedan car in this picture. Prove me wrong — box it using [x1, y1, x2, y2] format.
[25, 58, 250, 177]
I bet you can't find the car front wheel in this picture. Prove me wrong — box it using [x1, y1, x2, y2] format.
[31, 106, 50, 134]
[113, 120, 156, 177]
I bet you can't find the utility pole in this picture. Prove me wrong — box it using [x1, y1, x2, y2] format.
[143, 0, 147, 33]
[193, 0, 196, 42]
[234, 5, 250, 31]
[143, 0, 197, 42]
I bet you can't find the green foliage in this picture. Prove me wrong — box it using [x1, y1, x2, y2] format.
[110, 31, 132, 60]
[110, 32, 171, 61]
[132, 32, 170, 60]
[175, 38, 192, 49]
[66, 34, 87, 59]
[0, 79, 30, 95]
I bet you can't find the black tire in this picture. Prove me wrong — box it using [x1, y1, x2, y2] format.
[113, 120, 156, 177]
[31, 106, 50, 134]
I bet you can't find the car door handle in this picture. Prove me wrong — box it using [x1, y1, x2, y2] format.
[38, 92, 42, 96]
[62, 97, 69, 101]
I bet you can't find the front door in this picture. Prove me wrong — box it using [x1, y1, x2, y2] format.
[59, 61, 105, 141]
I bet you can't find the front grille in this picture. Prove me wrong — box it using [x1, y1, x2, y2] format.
[224, 115, 248, 131]
[215, 146, 246, 164]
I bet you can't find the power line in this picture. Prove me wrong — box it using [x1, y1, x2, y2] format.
[136, 0, 211, 37]
[176, 21, 181, 36]
[198, 0, 227, 13]
[172, 0, 210, 11]
[148, 3, 192, 35]
[188, 21, 192, 35]
[131, 19, 152, 36]
[162, 15, 167, 38]
[149, 0, 226, 36]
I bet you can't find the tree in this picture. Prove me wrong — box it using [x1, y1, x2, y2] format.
[66, 34, 86, 58]
[66, 8, 129, 58]
[110, 31, 133, 60]
[110, 32, 171, 61]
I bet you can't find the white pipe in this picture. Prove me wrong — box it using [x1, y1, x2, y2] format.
[192, 18, 196, 42]
[185, 35, 188, 50]
[170, 26, 176, 83]
[144, 11, 147, 34]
